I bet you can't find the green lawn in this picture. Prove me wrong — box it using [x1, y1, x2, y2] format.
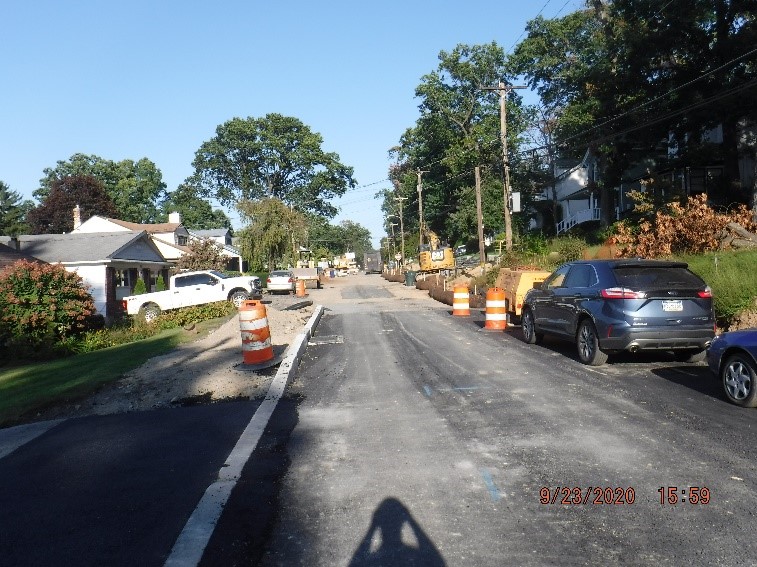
[0, 310, 237, 428]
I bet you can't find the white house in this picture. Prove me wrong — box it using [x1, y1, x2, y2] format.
[75, 212, 244, 271]
[0, 232, 170, 320]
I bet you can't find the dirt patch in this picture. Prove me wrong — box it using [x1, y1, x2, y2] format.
[33, 301, 314, 421]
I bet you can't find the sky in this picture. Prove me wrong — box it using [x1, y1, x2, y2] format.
[1, 0, 584, 248]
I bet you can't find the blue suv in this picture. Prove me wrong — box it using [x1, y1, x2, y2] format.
[521, 259, 715, 365]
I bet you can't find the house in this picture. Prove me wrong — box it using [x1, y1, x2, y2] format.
[74, 211, 244, 271]
[536, 127, 756, 235]
[0, 232, 170, 320]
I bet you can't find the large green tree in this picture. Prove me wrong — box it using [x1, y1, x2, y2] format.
[386, 43, 531, 246]
[0, 181, 32, 236]
[37, 153, 167, 223]
[27, 175, 119, 234]
[161, 183, 231, 230]
[191, 114, 357, 217]
[509, 1, 757, 224]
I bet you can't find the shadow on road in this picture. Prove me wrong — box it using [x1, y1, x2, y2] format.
[349, 497, 446, 567]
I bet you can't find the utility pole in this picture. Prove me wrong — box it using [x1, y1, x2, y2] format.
[475, 166, 486, 265]
[482, 81, 526, 252]
[394, 194, 406, 268]
[416, 169, 428, 247]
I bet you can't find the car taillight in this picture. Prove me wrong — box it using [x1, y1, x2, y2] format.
[267, 278, 272, 283]
[288, 278, 294, 283]
[601, 287, 646, 299]
[121, 300, 127, 310]
[698, 287, 713, 298]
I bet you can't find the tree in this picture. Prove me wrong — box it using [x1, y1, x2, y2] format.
[27, 175, 119, 234]
[37, 153, 167, 223]
[191, 114, 357, 217]
[0, 181, 32, 235]
[175, 238, 229, 271]
[333, 220, 373, 258]
[385, 43, 530, 245]
[236, 198, 308, 271]
[161, 183, 231, 230]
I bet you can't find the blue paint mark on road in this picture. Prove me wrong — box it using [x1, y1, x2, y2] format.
[423, 384, 433, 397]
[480, 469, 501, 502]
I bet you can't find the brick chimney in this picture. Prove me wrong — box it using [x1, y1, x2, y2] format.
[168, 211, 181, 224]
[73, 204, 82, 230]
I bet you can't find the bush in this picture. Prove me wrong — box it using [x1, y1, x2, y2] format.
[677, 250, 757, 323]
[610, 194, 756, 257]
[156, 274, 166, 292]
[0, 260, 96, 350]
[132, 278, 147, 295]
[553, 236, 587, 263]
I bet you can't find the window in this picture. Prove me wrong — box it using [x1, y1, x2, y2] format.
[544, 265, 571, 290]
[565, 264, 598, 288]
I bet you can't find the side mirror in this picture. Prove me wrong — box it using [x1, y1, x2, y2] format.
[532, 281, 543, 290]
[207, 278, 218, 286]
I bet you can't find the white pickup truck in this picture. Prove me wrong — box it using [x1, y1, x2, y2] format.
[122, 270, 262, 322]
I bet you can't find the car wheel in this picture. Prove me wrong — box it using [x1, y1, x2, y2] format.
[721, 353, 757, 408]
[673, 349, 706, 363]
[576, 319, 608, 366]
[229, 290, 249, 308]
[139, 303, 161, 323]
[521, 308, 542, 345]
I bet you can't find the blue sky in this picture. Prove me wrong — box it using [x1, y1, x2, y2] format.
[1, 0, 584, 247]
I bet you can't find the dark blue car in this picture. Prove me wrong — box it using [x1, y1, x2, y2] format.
[707, 328, 757, 407]
[522, 259, 715, 365]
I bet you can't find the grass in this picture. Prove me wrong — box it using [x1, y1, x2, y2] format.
[674, 249, 757, 323]
[0, 315, 233, 427]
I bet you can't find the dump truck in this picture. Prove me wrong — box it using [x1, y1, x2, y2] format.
[363, 250, 383, 274]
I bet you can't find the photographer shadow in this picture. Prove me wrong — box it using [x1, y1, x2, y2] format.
[349, 497, 446, 567]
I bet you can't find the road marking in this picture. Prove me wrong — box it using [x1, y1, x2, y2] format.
[164, 305, 324, 567]
[480, 468, 502, 502]
[423, 384, 433, 398]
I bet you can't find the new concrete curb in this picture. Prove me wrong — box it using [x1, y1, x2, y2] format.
[164, 304, 325, 567]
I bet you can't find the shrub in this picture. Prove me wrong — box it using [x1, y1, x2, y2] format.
[553, 236, 587, 262]
[156, 274, 166, 291]
[609, 194, 756, 258]
[0, 260, 95, 349]
[132, 278, 147, 295]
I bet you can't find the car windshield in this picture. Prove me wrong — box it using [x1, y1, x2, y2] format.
[612, 266, 704, 290]
[210, 270, 228, 279]
[270, 271, 290, 277]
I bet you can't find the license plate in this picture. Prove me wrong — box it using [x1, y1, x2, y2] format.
[662, 300, 683, 312]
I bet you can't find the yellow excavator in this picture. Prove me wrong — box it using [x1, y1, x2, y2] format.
[418, 226, 455, 272]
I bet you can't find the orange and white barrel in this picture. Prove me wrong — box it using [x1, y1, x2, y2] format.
[295, 279, 307, 297]
[239, 300, 274, 365]
[452, 285, 470, 316]
[484, 287, 507, 331]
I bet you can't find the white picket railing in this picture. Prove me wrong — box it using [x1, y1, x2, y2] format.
[555, 207, 601, 235]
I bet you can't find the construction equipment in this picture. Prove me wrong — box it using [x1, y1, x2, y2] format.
[494, 268, 551, 323]
[418, 228, 455, 273]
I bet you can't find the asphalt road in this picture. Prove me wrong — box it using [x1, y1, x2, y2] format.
[2, 274, 755, 566]
[245, 274, 757, 566]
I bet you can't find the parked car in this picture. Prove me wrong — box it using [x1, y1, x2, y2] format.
[266, 270, 295, 294]
[707, 328, 757, 407]
[521, 259, 715, 365]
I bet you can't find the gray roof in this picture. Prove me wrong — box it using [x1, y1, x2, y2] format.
[0, 232, 167, 264]
[190, 228, 231, 238]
